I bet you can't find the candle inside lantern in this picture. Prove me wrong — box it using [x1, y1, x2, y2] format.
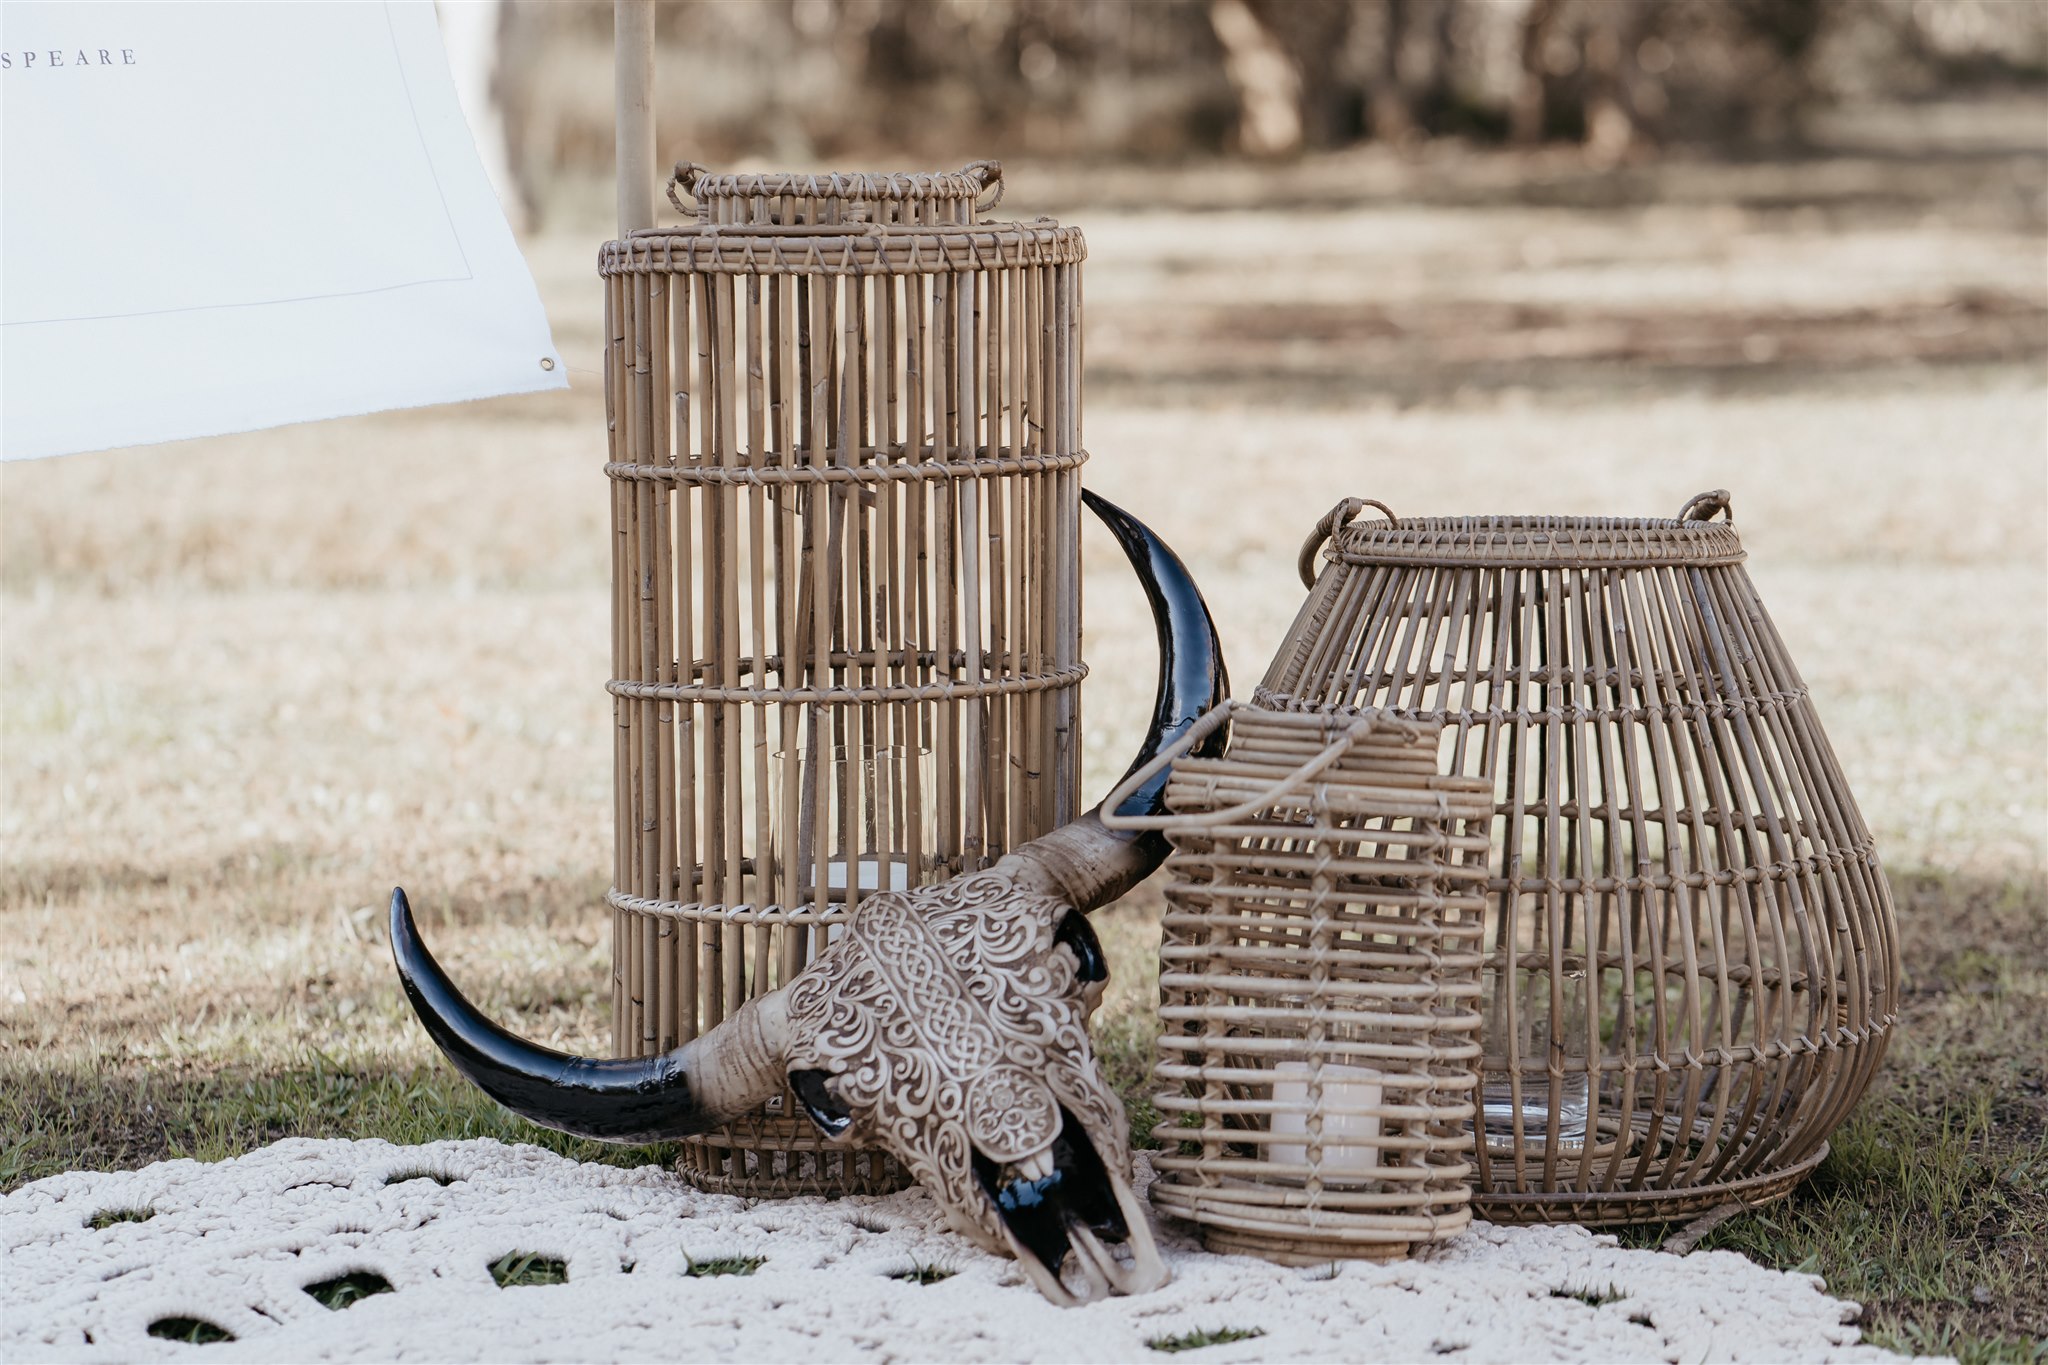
[1267, 1062, 1383, 1177]
[775, 743, 936, 906]
[818, 854, 915, 894]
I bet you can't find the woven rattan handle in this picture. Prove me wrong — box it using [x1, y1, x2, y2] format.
[667, 160, 710, 216]
[1297, 497, 1396, 588]
[1678, 488, 1733, 523]
[962, 160, 1004, 213]
[1100, 701, 1387, 833]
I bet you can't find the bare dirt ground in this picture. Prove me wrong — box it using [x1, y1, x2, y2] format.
[4, 97, 2044, 1360]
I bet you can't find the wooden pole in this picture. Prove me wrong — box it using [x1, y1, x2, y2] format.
[614, 0, 656, 237]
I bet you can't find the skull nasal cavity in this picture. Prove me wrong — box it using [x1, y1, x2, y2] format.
[790, 1069, 852, 1137]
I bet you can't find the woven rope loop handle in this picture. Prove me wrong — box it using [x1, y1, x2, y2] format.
[667, 160, 710, 216]
[1678, 488, 1733, 523]
[1099, 701, 1387, 833]
[962, 159, 1004, 213]
[1297, 497, 1396, 587]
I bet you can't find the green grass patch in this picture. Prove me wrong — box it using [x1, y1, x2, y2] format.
[1092, 1010, 1162, 1150]
[0, 1053, 682, 1193]
[86, 1207, 154, 1229]
[147, 1317, 234, 1344]
[489, 1252, 569, 1288]
[1146, 1326, 1266, 1353]
[687, 1255, 766, 1278]
[889, 1263, 955, 1285]
[304, 1271, 394, 1310]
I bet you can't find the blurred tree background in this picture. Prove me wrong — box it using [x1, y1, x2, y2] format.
[489, 0, 2045, 223]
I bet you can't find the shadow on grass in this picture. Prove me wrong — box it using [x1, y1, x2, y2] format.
[0, 1051, 682, 1194]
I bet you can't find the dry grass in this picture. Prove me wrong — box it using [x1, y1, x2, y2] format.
[4, 109, 2044, 1361]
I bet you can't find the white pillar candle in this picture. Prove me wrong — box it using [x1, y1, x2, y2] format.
[821, 854, 913, 893]
[1267, 1062, 1383, 1176]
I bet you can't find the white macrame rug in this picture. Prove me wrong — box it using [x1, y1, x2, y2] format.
[3, 1138, 1915, 1363]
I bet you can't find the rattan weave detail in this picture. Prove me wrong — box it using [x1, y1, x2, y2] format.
[607, 662, 1085, 706]
[604, 447, 1085, 486]
[1257, 491, 1899, 1226]
[670, 160, 1004, 225]
[1310, 518, 1747, 571]
[603, 161, 1085, 1197]
[1106, 704, 1493, 1264]
[599, 227, 1087, 276]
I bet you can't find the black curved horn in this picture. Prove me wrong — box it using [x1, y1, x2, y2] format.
[1082, 488, 1231, 832]
[389, 888, 779, 1142]
[1009, 493, 1229, 908]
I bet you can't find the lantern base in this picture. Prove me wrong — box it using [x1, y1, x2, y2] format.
[677, 1116, 911, 1199]
[1200, 1227, 1418, 1266]
[1474, 1142, 1828, 1227]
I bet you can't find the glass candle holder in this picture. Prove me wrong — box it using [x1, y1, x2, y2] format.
[1481, 964, 1591, 1146]
[773, 742, 939, 911]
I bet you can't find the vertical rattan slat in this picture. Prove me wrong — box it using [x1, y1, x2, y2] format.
[1107, 704, 1493, 1264]
[1256, 491, 1900, 1226]
[599, 162, 1090, 1197]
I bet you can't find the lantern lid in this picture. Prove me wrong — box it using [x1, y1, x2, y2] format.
[665, 159, 1005, 227]
[1299, 491, 1746, 580]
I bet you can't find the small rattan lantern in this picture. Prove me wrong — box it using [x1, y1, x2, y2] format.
[600, 161, 1088, 1195]
[1258, 491, 1900, 1225]
[1105, 704, 1493, 1263]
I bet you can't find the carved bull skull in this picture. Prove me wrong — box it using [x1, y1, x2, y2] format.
[390, 491, 1228, 1305]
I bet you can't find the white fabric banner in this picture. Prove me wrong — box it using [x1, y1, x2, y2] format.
[0, 2, 566, 461]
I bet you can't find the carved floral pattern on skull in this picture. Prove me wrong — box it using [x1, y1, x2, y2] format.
[781, 872, 1135, 1276]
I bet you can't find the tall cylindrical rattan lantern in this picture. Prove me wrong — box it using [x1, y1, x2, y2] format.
[1107, 704, 1493, 1264]
[600, 161, 1087, 1196]
[1258, 491, 1899, 1225]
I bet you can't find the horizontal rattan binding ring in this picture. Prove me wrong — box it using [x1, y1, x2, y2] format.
[607, 889, 861, 925]
[604, 447, 1086, 486]
[608, 661, 1086, 707]
[600, 226, 1086, 273]
[1474, 1143, 1828, 1226]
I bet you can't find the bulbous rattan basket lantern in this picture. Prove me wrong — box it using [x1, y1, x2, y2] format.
[1258, 490, 1900, 1225]
[600, 161, 1087, 1196]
